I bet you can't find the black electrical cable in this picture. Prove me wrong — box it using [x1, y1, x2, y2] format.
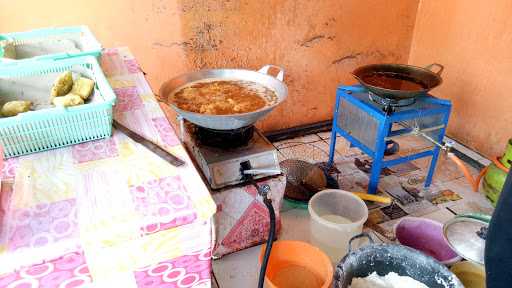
[240, 161, 277, 288]
[258, 196, 276, 288]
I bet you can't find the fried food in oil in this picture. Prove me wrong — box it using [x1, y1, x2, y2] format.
[171, 80, 276, 115]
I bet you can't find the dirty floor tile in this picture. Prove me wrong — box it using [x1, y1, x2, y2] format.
[278, 141, 331, 164]
[326, 136, 352, 156]
[273, 134, 322, 149]
[441, 177, 494, 213]
[337, 170, 369, 192]
[317, 131, 334, 140]
[278, 207, 311, 242]
[212, 244, 260, 287]
[332, 156, 361, 176]
[417, 207, 456, 223]
[394, 135, 434, 154]
[448, 200, 494, 216]
[409, 154, 432, 170]
[433, 156, 466, 183]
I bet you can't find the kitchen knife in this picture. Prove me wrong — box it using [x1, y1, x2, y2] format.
[113, 120, 185, 167]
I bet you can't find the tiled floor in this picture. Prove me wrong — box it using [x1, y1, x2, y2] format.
[212, 131, 494, 287]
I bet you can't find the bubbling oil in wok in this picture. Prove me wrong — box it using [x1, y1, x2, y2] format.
[171, 79, 278, 115]
[362, 72, 427, 91]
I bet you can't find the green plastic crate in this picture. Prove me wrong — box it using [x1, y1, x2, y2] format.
[0, 56, 116, 158]
[0, 26, 102, 62]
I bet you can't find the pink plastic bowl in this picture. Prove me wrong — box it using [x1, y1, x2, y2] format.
[395, 217, 462, 265]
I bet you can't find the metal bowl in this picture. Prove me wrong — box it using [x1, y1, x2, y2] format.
[334, 233, 464, 288]
[159, 65, 287, 130]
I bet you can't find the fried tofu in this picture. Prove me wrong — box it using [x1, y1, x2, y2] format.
[71, 77, 95, 100]
[0, 40, 16, 59]
[52, 93, 84, 107]
[1, 100, 32, 117]
[51, 71, 73, 99]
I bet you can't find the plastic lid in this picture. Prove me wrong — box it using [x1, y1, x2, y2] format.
[443, 216, 488, 265]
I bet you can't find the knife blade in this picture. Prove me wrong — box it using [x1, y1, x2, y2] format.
[113, 120, 185, 167]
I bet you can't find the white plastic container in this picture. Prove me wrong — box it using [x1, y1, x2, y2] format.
[308, 189, 368, 263]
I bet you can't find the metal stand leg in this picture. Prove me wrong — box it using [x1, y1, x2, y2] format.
[328, 127, 337, 167]
[368, 159, 382, 194]
[425, 146, 441, 188]
[328, 95, 342, 168]
[368, 145, 386, 194]
[425, 110, 451, 188]
[368, 123, 390, 194]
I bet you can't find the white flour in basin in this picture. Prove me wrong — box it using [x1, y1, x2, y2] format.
[350, 272, 429, 288]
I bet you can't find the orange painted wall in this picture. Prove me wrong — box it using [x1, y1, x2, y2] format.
[409, 0, 512, 157]
[0, 0, 418, 132]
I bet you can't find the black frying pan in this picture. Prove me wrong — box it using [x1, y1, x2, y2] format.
[352, 63, 443, 100]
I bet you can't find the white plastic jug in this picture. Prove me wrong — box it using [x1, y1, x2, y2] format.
[308, 189, 369, 263]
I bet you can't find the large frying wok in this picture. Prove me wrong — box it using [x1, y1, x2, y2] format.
[159, 65, 287, 130]
[352, 63, 444, 100]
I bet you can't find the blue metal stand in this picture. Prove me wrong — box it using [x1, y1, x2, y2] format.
[328, 85, 452, 194]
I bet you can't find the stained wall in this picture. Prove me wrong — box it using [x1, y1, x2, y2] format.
[1, 0, 419, 132]
[409, 0, 512, 157]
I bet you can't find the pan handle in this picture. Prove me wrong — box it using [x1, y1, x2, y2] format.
[258, 65, 285, 81]
[424, 63, 444, 76]
[348, 232, 374, 253]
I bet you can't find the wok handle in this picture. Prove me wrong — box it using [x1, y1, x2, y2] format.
[424, 63, 444, 76]
[348, 232, 374, 253]
[258, 65, 285, 81]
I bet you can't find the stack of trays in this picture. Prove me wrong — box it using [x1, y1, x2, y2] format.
[0, 26, 116, 158]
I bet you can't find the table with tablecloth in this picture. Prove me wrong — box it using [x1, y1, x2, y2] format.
[0, 47, 216, 288]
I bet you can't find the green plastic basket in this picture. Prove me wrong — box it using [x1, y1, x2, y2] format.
[0, 56, 116, 158]
[0, 26, 102, 62]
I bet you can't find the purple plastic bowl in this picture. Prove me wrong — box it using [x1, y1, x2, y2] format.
[395, 217, 462, 265]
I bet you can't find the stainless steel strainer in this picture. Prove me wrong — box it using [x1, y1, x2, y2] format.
[280, 159, 328, 202]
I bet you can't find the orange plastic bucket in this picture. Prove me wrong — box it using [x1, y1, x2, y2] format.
[259, 240, 333, 288]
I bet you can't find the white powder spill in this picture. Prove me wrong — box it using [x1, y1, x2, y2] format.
[350, 272, 428, 288]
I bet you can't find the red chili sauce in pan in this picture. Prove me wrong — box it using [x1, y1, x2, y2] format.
[362, 72, 427, 91]
[171, 80, 277, 115]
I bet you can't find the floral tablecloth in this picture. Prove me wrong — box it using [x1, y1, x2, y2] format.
[0, 47, 216, 288]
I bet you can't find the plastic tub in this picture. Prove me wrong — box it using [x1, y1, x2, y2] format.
[450, 261, 485, 288]
[395, 217, 462, 265]
[308, 189, 368, 263]
[259, 240, 333, 288]
[0, 26, 102, 63]
[0, 56, 116, 158]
